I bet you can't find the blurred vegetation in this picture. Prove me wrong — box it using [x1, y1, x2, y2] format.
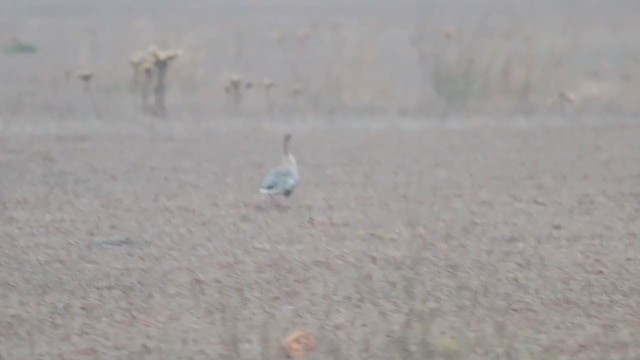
[4, 38, 38, 55]
[1, 1, 638, 119]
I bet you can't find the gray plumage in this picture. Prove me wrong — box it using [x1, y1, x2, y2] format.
[260, 167, 297, 196]
[260, 134, 299, 197]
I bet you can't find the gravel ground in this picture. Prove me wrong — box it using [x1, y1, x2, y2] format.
[1, 118, 639, 359]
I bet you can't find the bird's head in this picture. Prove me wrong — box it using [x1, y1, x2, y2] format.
[283, 133, 293, 154]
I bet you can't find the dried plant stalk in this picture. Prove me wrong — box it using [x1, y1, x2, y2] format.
[144, 48, 182, 117]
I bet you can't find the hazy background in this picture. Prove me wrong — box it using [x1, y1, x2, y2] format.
[2, 0, 639, 120]
[2, 2, 640, 359]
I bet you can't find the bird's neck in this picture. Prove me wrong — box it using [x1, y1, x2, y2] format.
[283, 153, 298, 177]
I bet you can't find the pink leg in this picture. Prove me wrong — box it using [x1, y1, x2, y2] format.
[269, 194, 280, 207]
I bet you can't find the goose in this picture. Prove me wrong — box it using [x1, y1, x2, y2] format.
[260, 134, 299, 198]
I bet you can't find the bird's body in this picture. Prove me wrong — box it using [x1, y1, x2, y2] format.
[260, 134, 298, 198]
[260, 166, 297, 196]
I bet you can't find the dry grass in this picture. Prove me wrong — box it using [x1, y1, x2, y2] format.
[1, 1, 639, 119]
[1, 118, 640, 359]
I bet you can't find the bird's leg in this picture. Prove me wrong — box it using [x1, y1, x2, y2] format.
[269, 194, 287, 210]
[269, 194, 279, 207]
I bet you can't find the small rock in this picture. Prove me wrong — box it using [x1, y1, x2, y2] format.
[283, 330, 316, 359]
[92, 237, 134, 249]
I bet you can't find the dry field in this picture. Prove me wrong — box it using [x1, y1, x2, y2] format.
[2, 0, 640, 359]
[1, 117, 640, 359]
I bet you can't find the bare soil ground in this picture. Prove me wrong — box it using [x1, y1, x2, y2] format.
[1, 117, 640, 359]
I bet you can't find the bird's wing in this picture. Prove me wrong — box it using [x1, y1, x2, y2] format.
[260, 167, 296, 193]
[281, 175, 298, 196]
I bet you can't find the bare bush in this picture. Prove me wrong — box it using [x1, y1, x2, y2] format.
[262, 77, 276, 114]
[224, 74, 252, 115]
[150, 48, 183, 117]
[70, 69, 101, 119]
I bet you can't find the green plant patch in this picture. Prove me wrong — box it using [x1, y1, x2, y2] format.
[5, 41, 38, 55]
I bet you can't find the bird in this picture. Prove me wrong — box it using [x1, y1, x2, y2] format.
[260, 134, 299, 201]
